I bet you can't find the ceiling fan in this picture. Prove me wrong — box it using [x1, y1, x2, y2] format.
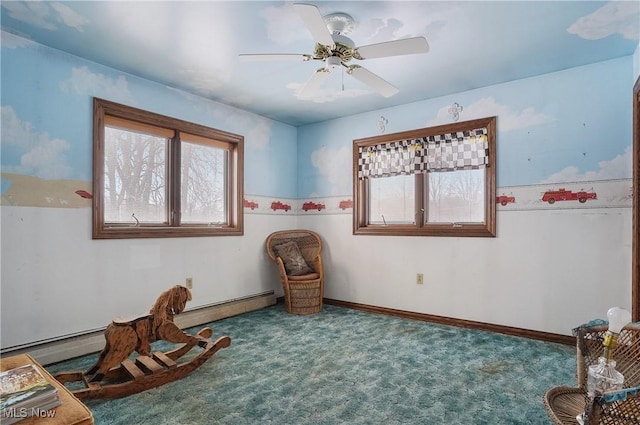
[239, 3, 430, 98]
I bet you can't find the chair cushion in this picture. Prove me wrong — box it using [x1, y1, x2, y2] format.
[273, 241, 314, 276]
[287, 273, 320, 281]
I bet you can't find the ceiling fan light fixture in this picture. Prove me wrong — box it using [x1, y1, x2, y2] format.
[326, 56, 341, 70]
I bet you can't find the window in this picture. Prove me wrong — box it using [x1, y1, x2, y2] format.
[93, 98, 243, 239]
[353, 117, 496, 237]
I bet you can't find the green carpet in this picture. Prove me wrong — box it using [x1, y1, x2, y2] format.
[46, 304, 575, 424]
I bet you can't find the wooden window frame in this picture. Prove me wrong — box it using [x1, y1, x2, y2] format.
[353, 116, 496, 237]
[92, 98, 244, 239]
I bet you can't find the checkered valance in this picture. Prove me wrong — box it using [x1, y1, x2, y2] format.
[358, 127, 489, 179]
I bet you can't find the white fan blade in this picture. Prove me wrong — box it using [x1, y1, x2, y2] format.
[293, 3, 334, 47]
[299, 68, 331, 97]
[347, 65, 398, 97]
[239, 54, 312, 62]
[355, 36, 429, 60]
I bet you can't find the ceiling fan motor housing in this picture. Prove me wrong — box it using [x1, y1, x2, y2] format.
[314, 36, 355, 64]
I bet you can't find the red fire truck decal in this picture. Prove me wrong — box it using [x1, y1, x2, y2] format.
[302, 202, 326, 211]
[541, 188, 597, 204]
[243, 199, 259, 210]
[339, 199, 353, 210]
[270, 201, 291, 211]
[75, 190, 93, 199]
[496, 195, 515, 206]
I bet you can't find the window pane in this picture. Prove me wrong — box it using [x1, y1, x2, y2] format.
[103, 126, 167, 224]
[181, 140, 227, 224]
[369, 174, 415, 224]
[427, 169, 485, 223]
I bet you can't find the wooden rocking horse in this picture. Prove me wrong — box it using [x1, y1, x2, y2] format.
[54, 285, 231, 400]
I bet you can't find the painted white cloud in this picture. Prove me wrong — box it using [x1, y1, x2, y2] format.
[60, 66, 134, 104]
[354, 2, 455, 45]
[2, 1, 56, 30]
[1, 106, 72, 179]
[2, 1, 88, 32]
[568, 2, 640, 41]
[259, 2, 440, 47]
[310, 146, 351, 195]
[50, 2, 88, 32]
[2, 106, 34, 148]
[540, 146, 632, 184]
[261, 4, 318, 46]
[101, 2, 234, 92]
[19, 138, 72, 179]
[245, 116, 272, 149]
[427, 97, 553, 132]
[174, 15, 235, 90]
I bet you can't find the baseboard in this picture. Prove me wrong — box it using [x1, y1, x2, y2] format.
[324, 298, 574, 346]
[173, 292, 275, 329]
[3, 292, 276, 366]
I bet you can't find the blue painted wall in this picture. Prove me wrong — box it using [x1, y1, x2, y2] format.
[296, 57, 633, 198]
[1, 31, 298, 202]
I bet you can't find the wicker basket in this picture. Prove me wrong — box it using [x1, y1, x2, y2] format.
[543, 323, 640, 424]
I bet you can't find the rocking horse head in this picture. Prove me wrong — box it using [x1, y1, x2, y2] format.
[151, 285, 192, 322]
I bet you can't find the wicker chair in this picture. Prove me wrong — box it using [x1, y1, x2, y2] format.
[543, 322, 640, 424]
[266, 230, 324, 315]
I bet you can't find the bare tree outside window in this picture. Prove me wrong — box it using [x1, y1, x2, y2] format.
[180, 140, 226, 224]
[104, 127, 167, 224]
[428, 169, 484, 223]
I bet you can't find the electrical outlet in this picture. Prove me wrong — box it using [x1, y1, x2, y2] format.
[186, 277, 193, 289]
[416, 273, 424, 285]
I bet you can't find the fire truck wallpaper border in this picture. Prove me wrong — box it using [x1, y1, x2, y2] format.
[242, 178, 631, 215]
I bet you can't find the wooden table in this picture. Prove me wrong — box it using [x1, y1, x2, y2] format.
[1, 354, 94, 425]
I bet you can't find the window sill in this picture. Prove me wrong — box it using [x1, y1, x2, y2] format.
[93, 225, 243, 239]
[353, 223, 496, 237]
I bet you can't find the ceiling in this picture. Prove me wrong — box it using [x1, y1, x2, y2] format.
[1, 1, 638, 127]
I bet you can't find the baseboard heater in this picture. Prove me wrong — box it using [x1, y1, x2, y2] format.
[2, 291, 276, 366]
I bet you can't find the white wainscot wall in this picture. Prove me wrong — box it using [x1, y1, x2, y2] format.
[298, 207, 631, 336]
[0, 206, 296, 349]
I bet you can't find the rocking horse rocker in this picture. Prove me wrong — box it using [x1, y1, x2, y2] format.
[54, 285, 231, 400]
